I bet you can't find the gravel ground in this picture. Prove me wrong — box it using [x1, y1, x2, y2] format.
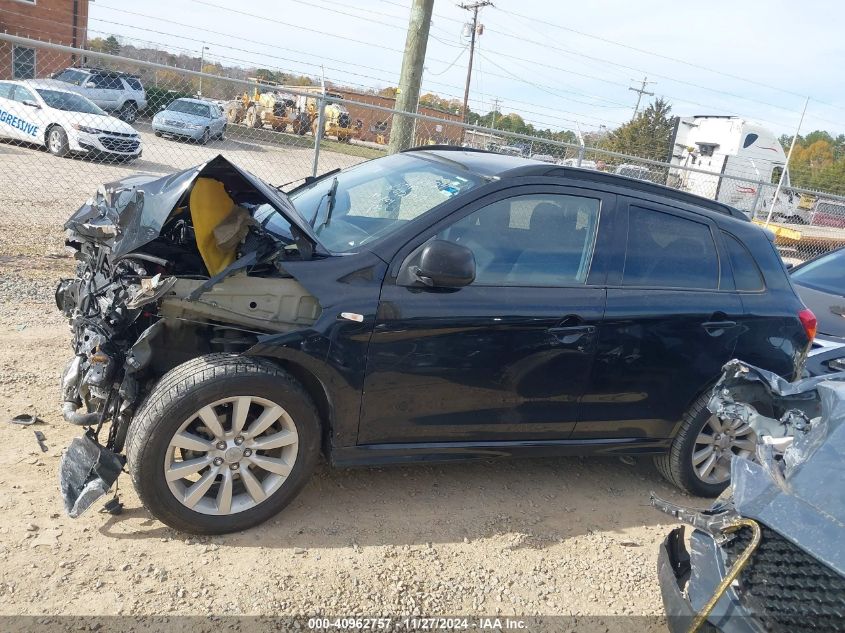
[0, 134, 703, 631]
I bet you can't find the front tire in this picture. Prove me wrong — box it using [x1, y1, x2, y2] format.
[654, 391, 756, 497]
[199, 128, 210, 145]
[126, 354, 321, 534]
[46, 126, 69, 157]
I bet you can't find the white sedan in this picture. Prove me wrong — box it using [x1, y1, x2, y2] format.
[0, 79, 141, 162]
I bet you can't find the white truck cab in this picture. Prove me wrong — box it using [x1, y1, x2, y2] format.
[668, 116, 786, 213]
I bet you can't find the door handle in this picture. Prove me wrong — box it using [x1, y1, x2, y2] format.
[548, 324, 596, 348]
[701, 320, 737, 336]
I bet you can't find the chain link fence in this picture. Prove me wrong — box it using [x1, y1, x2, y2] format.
[2, 34, 844, 265]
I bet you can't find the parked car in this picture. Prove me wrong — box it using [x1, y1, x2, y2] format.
[51, 67, 147, 123]
[56, 148, 815, 534]
[0, 79, 141, 161]
[614, 163, 660, 183]
[653, 360, 845, 633]
[152, 98, 227, 144]
[790, 247, 845, 377]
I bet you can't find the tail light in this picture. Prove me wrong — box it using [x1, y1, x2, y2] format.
[798, 308, 817, 342]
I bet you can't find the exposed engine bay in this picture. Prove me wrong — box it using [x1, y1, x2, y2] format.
[56, 156, 322, 516]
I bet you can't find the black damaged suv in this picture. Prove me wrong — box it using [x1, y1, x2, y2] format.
[57, 148, 816, 533]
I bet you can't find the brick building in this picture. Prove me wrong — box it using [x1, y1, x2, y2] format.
[333, 89, 464, 146]
[0, 0, 90, 79]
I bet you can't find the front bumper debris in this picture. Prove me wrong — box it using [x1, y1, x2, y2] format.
[657, 527, 697, 633]
[59, 435, 125, 518]
[653, 359, 845, 633]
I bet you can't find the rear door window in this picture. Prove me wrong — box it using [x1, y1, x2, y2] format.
[723, 232, 764, 291]
[622, 206, 719, 289]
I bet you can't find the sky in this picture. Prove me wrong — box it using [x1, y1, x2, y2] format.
[86, 0, 845, 136]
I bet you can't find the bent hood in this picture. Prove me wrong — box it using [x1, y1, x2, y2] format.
[64, 155, 325, 258]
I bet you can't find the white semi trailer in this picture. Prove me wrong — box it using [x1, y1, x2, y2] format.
[668, 115, 787, 214]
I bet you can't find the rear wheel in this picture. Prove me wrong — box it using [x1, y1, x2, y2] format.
[126, 354, 321, 534]
[119, 101, 138, 123]
[46, 126, 69, 157]
[654, 391, 756, 497]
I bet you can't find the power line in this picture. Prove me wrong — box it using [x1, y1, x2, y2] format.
[494, 5, 845, 111]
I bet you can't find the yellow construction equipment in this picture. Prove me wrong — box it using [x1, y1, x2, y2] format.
[226, 82, 310, 135]
[226, 82, 360, 141]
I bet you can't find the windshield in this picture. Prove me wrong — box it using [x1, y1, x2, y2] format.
[287, 153, 484, 252]
[791, 248, 845, 296]
[167, 100, 211, 118]
[36, 89, 105, 115]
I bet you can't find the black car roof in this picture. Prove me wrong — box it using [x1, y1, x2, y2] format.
[403, 146, 747, 221]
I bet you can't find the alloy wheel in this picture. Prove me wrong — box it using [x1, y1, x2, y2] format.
[691, 414, 756, 484]
[49, 130, 63, 153]
[163, 395, 299, 515]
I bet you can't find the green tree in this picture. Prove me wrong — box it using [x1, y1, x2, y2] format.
[605, 98, 674, 161]
[102, 35, 121, 55]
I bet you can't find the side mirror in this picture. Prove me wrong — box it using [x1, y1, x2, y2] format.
[411, 240, 475, 288]
[84, 81, 97, 88]
[159, 105, 166, 111]
[22, 100, 40, 109]
[785, 262, 795, 270]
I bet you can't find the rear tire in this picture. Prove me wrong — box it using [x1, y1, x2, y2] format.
[126, 354, 321, 534]
[46, 126, 69, 157]
[119, 101, 138, 123]
[654, 391, 736, 498]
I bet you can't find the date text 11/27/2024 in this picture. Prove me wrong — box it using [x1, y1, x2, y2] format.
[307, 618, 528, 630]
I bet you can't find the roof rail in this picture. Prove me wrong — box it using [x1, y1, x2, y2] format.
[73, 66, 141, 79]
[401, 144, 492, 154]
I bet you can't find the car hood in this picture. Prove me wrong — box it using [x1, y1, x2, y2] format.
[155, 110, 212, 125]
[794, 282, 845, 339]
[64, 155, 325, 258]
[62, 110, 138, 134]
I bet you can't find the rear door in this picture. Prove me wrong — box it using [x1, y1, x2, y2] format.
[1, 84, 45, 144]
[85, 73, 114, 109]
[574, 197, 743, 440]
[0, 82, 27, 142]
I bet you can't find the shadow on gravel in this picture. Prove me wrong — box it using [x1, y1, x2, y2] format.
[98, 455, 696, 549]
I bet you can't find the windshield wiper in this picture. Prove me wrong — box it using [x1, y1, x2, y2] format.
[312, 176, 339, 232]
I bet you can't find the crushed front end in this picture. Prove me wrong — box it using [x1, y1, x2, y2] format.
[56, 155, 322, 517]
[653, 360, 845, 633]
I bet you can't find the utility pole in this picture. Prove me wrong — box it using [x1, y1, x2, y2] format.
[459, 1, 493, 124]
[628, 75, 655, 119]
[198, 45, 209, 96]
[388, 0, 434, 153]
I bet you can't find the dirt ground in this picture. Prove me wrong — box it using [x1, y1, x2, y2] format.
[0, 133, 703, 631]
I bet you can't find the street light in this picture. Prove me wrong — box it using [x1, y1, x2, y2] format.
[198, 45, 210, 96]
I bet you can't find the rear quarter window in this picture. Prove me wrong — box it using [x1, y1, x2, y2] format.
[723, 232, 765, 291]
[124, 77, 143, 91]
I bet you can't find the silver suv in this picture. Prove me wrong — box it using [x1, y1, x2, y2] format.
[52, 68, 147, 123]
